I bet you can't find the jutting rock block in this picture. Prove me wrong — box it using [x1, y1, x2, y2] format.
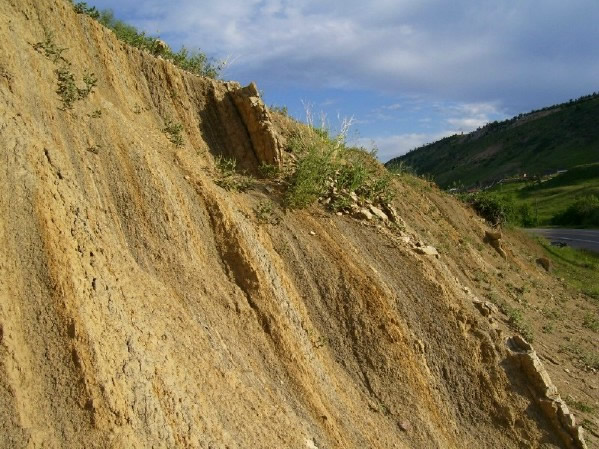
[507, 335, 588, 449]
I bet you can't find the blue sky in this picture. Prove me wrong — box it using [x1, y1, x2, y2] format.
[88, 0, 599, 161]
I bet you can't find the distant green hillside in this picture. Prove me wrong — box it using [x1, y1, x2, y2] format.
[488, 163, 599, 227]
[386, 93, 599, 188]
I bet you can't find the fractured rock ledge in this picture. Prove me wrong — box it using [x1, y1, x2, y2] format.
[231, 82, 282, 168]
[507, 335, 588, 449]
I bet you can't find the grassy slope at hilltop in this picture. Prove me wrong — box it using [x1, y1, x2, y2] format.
[386, 94, 599, 188]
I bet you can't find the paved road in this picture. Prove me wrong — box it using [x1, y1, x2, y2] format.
[526, 228, 599, 253]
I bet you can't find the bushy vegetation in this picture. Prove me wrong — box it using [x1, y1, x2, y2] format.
[34, 30, 98, 109]
[461, 192, 523, 226]
[70, 1, 224, 78]
[552, 194, 599, 227]
[285, 128, 394, 210]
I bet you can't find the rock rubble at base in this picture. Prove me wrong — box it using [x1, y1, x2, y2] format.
[507, 335, 588, 449]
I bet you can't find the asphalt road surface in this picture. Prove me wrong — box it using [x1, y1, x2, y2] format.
[526, 228, 599, 253]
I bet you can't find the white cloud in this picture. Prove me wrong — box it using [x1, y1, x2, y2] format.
[94, 0, 599, 112]
[355, 131, 456, 162]
[442, 101, 504, 132]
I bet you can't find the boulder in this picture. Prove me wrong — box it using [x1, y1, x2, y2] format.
[536, 257, 551, 272]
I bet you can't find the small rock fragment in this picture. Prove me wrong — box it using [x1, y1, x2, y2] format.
[354, 208, 373, 220]
[413, 245, 439, 256]
[398, 420, 411, 432]
[369, 205, 389, 221]
[472, 298, 498, 317]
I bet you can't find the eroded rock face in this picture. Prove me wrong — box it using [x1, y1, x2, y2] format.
[507, 336, 588, 449]
[230, 82, 282, 168]
[484, 229, 507, 259]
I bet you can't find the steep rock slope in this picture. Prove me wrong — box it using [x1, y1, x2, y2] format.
[0, 1, 592, 448]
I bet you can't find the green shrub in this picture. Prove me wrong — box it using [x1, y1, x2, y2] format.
[518, 203, 538, 227]
[284, 128, 395, 210]
[552, 195, 599, 227]
[286, 141, 335, 208]
[462, 191, 517, 226]
[55, 67, 79, 109]
[71, 1, 100, 19]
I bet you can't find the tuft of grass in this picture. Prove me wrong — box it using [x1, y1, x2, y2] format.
[284, 128, 394, 210]
[506, 307, 534, 342]
[258, 162, 280, 179]
[583, 313, 599, 332]
[566, 397, 596, 414]
[71, 2, 224, 78]
[495, 298, 534, 342]
[162, 119, 184, 147]
[215, 156, 253, 192]
[538, 238, 599, 301]
[560, 343, 599, 370]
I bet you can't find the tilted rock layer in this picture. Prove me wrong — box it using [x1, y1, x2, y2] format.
[0, 1, 583, 448]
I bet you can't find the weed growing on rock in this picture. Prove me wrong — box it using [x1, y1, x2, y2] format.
[35, 29, 97, 109]
[566, 397, 596, 414]
[55, 67, 79, 109]
[162, 119, 184, 147]
[55, 67, 97, 109]
[215, 156, 253, 192]
[506, 306, 534, 342]
[33, 31, 67, 63]
[80, 72, 98, 98]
